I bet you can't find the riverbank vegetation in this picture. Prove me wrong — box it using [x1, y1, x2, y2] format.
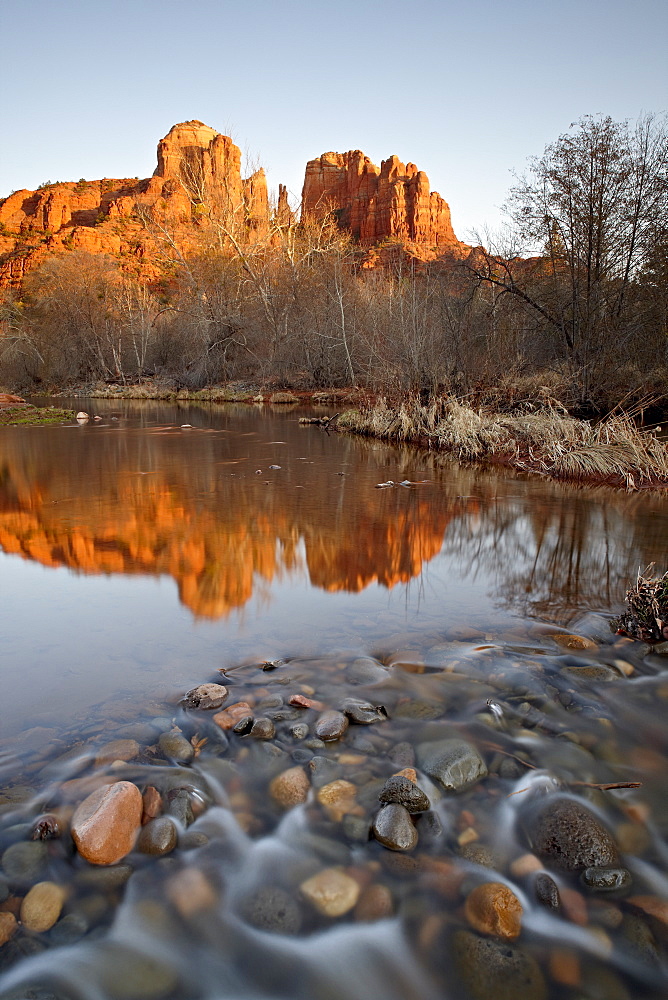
[1, 115, 666, 460]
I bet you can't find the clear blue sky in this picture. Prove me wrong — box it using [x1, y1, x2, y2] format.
[1, 0, 666, 240]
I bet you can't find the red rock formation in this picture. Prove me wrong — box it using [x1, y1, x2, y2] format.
[302, 150, 464, 254]
[0, 121, 269, 287]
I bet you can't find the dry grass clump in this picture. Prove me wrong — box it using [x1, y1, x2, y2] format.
[612, 567, 668, 643]
[337, 396, 668, 489]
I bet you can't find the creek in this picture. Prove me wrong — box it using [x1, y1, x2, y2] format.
[0, 398, 666, 1000]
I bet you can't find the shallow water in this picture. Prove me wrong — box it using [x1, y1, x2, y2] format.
[0, 398, 667, 1000]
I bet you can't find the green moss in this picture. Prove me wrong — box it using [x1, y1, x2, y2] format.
[0, 406, 76, 426]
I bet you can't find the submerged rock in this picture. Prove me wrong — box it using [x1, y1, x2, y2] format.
[157, 732, 194, 764]
[299, 867, 360, 917]
[453, 930, 547, 1000]
[314, 711, 349, 741]
[71, 781, 143, 865]
[418, 738, 488, 792]
[529, 798, 619, 871]
[378, 775, 430, 814]
[372, 804, 418, 852]
[269, 766, 310, 809]
[20, 881, 66, 932]
[464, 882, 523, 940]
[241, 886, 302, 934]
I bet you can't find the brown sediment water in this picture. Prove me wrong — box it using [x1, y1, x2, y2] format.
[0, 398, 666, 1000]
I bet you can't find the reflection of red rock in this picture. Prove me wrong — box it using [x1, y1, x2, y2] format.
[302, 150, 465, 253]
[0, 452, 469, 617]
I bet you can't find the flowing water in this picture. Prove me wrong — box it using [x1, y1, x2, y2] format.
[0, 398, 667, 1000]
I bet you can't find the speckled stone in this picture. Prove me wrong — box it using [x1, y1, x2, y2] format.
[241, 886, 302, 934]
[530, 798, 619, 871]
[453, 929, 547, 1000]
[378, 775, 430, 814]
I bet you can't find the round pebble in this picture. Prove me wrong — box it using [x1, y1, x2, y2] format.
[314, 711, 349, 741]
[300, 867, 360, 917]
[372, 804, 418, 852]
[464, 882, 523, 940]
[158, 732, 195, 764]
[0, 911, 17, 946]
[20, 881, 66, 932]
[581, 866, 632, 893]
[269, 766, 310, 809]
[137, 817, 178, 856]
[378, 775, 430, 813]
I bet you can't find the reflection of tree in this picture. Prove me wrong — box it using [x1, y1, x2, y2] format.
[438, 471, 668, 622]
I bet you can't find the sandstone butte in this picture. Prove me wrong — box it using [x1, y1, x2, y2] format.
[0, 120, 468, 288]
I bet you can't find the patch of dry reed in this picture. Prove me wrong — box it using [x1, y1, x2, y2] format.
[337, 397, 668, 488]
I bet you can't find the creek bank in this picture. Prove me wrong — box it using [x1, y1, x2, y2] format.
[0, 613, 667, 999]
[0, 398, 75, 426]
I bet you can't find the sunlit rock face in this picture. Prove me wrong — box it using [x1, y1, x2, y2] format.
[302, 150, 465, 253]
[0, 121, 269, 287]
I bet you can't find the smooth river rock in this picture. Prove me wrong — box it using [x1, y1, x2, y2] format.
[378, 775, 430, 813]
[464, 882, 523, 940]
[300, 867, 360, 917]
[372, 803, 418, 852]
[158, 732, 195, 764]
[314, 711, 349, 741]
[529, 798, 619, 871]
[418, 738, 488, 792]
[20, 880, 66, 932]
[269, 766, 310, 809]
[71, 781, 143, 865]
[453, 929, 547, 1000]
[137, 817, 178, 856]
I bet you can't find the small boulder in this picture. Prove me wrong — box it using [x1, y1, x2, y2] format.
[71, 780, 143, 865]
[453, 930, 547, 1000]
[378, 775, 430, 814]
[418, 738, 488, 792]
[529, 798, 619, 871]
[372, 804, 418, 852]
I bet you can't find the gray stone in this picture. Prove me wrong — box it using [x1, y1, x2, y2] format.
[250, 718, 276, 740]
[581, 866, 632, 893]
[290, 723, 309, 741]
[183, 683, 228, 710]
[418, 738, 488, 792]
[452, 929, 547, 1000]
[534, 872, 560, 910]
[1, 841, 48, 884]
[372, 804, 418, 852]
[166, 789, 194, 827]
[314, 711, 349, 741]
[158, 732, 194, 764]
[529, 798, 619, 871]
[241, 886, 302, 934]
[340, 698, 388, 725]
[137, 817, 178, 857]
[346, 658, 389, 685]
[50, 912, 88, 945]
[378, 775, 430, 813]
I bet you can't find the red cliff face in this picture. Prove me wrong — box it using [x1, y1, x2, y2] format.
[302, 150, 464, 253]
[0, 121, 269, 287]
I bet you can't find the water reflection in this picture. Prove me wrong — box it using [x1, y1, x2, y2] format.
[2, 401, 668, 623]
